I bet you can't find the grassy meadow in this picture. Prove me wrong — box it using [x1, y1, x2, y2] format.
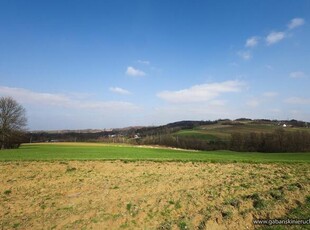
[0, 142, 310, 163]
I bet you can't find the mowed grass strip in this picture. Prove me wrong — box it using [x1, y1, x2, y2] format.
[0, 143, 310, 163]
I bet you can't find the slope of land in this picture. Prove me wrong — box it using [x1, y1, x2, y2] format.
[172, 120, 310, 141]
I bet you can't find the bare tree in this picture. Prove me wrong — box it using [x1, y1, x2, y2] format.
[0, 96, 27, 149]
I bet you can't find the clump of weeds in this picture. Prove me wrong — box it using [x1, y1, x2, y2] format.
[269, 189, 284, 201]
[224, 197, 241, 208]
[66, 167, 77, 172]
[157, 220, 172, 230]
[245, 193, 267, 210]
[175, 200, 181, 209]
[126, 202, 139, 217]
[4, 189, 12, 195]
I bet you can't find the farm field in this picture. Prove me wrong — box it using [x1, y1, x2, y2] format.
[1, 161, 309, 229]
[0, 143, 310, 163]
[0, 143, 310, 229]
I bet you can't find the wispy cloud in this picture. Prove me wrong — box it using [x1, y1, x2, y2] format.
[288, 18, 305, 30]
[157, 80, 245, 103]
[245, 36, 259, 48]
[0, 86, 138, 111]
[109, 87, 131, 95]
[246, 99, 260, 108]
[237, 50, 252, 60]
[263, 92, 278, 97]
[137, 60, 150, 65]
[266, 31, 285, 45]
[265, 18, 305, 46]
[290, 71, 306, 79]
[209, 100, 227, 106]
[246, 92, 278, 108]
[151, 103, 238, 125]
[126, 66, 146, 77]
[285, 97, 310, 105]
[239, 18, 305, 56]
[229, 62, 238, 67]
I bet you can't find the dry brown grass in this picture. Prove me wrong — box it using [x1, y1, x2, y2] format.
[1, 161, 309, 229]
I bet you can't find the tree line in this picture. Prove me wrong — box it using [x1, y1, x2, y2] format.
[230, 129, 310, 152]
[136, 129, 310, 152]
[137, 134, 228, 151]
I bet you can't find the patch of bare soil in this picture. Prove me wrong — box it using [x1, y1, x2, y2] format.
[0, 161, 309, 229]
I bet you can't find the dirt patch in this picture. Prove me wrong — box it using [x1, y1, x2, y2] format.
[0, 161, 309, 229]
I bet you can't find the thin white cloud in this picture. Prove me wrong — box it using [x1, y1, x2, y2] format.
[263, 92, 278, 97]
[237, 50, 252, 60]
[290, 71, 306, 79]
[209, 100, 227, 106]
[237, 18, 304, 60]
[285, 97, 310, 105]
[229, 62, 238, 67]
[137, 60, 150, 65]
[0, 86, 138, 111]
[266, 31, 285, 45]
[126, 66, 146, 77]
[245, 36, 259, 48]
[109, 87, 131, 95]
[245, 92, 278, 108]
[157, 80, 245, 103]
[270, 108, 281, 113]
[288, 18, 305, 30]
[246, 99, 260, 108]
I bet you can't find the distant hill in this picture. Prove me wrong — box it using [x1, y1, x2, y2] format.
[136, 118, 309, 138]
[170, 119, 310, 142]
[26, 118, 309, 143]
[135, 119, 310, 152]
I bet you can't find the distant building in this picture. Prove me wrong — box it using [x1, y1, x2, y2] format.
[283, 124, 287, 128]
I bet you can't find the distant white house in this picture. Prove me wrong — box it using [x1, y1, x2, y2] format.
[283, 124, 287, 128]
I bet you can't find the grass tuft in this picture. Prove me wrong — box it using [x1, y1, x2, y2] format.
[4, 190, 12, 195]
[66, 167, 77, 172]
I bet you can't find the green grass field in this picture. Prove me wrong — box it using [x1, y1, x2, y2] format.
[0, 142, 310, 163]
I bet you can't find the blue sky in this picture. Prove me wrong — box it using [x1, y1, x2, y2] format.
[0, 0, 309, 130]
